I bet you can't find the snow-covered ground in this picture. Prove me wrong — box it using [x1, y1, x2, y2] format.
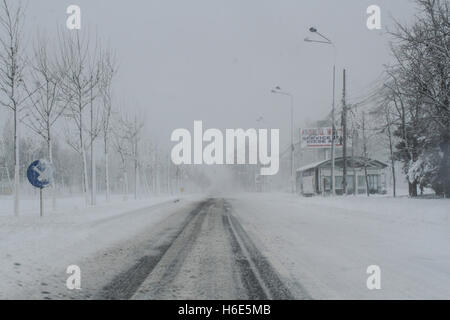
[1, 191, 449, 300]
[0, 193, 201, 299]
[230, 193, 450, 299]
[0, 193, 159, 217]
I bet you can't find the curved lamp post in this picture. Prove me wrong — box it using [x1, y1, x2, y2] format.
[304, 27, 337, 196]
[271, 86, 295, 193]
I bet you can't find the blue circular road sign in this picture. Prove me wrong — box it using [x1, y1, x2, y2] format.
[27, 159, 53, 189]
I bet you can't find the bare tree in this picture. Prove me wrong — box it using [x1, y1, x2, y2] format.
[111, 114, 130, 201]
[116, 111, 144, 199]
[99, 49, 117, 202]
[0, 0, 26, 216]
[56, 29, 101, 205]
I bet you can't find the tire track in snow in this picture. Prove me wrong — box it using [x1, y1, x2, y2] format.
[98, 198, 303, 300]
[97, 199, 213, 299]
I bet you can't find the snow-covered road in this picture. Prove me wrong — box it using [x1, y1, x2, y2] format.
[1, 193, 449, 299]
[131, 198, 296, 300]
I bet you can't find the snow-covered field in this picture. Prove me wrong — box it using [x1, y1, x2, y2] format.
[230, 193, 450, 299]
[0, 194, 201, 299]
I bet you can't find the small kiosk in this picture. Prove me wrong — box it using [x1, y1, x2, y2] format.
[296, 156, 388, 196]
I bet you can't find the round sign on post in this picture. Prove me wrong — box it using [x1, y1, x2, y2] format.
[27, 159, 54, 217]
[27, 159, 53, 189]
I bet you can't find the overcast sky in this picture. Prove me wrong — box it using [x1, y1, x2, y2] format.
[22, 0, 418, 148]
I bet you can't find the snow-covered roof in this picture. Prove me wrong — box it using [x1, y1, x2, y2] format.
[296, 159, 329, 172]
[296, 157, 388, 172]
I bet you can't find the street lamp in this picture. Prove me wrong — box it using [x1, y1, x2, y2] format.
[305, 27, 337, 196]
[271, 86, 295, 193]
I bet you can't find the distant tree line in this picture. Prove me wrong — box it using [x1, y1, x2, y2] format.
[0, 0, 210, 215]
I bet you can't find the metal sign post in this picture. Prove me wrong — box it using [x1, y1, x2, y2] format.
[26, 159, 54, 217]
[40, 188, 43, 217]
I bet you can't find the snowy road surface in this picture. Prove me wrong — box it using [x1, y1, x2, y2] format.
[0, 195, 203, 299]
[1, 193, 449, 299]
[130, 198, 297, 299]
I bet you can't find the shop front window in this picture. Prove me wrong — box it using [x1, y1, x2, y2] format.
[336, 176, 343, 190]
[323, 176, 331, 192]
[346, 175, 355, 193]
[368, 175, 380, 192]
[357, 174, 381, 193]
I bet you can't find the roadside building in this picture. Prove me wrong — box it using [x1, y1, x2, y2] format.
[296, 156, 388, 196]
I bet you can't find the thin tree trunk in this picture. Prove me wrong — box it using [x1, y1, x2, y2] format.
[385, 110, 396, 198]
[445, 142, 450, 198]
[90, 86, 96, 206]
[77, 99, 89, 205]
[134, 117, 138, 200]
[105, 135, 110, 201]
[134, 159, 138, 199]
[362, 111, 370, 197]
[92, 148, 96, 205]
[124, 166, 128, 201]
[364, 165, 370, 197]
[48, 131, 56, 210]
[409, 181, 418, 197]
[391, 158, 396, 198]
[14, 106, 19, 216]
[79, 112, 89, 205]
[82, 147, 89, 205]
[352, 130, 357, 195]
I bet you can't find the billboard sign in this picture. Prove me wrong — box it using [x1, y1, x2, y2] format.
[300, 127, 343, 149]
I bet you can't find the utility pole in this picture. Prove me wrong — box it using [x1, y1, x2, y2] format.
[290, 95, 295, 193]
[352, 115, 358, 196]
[271, 87, 295, 193]
[134, 116, 139, 200]
[342, 69, 347, 195]
[331, 65, 336, 196]
[305, 27, 337, 196]
[167, 152, 171, 194]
